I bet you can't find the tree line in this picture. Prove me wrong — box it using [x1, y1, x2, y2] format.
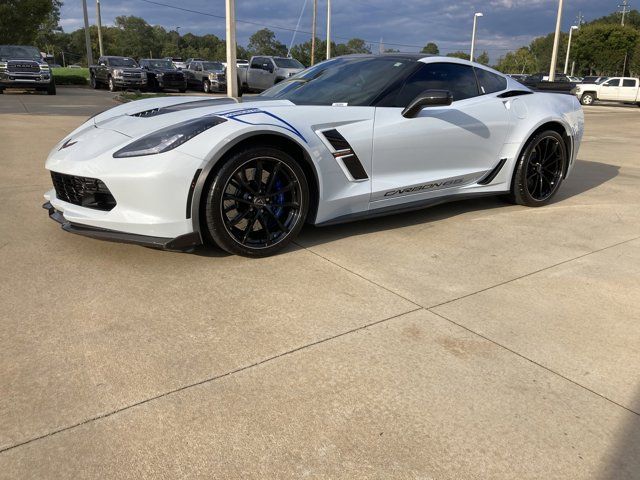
[494, 9, 640, 76]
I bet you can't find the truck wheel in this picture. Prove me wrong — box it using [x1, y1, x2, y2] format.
[108, 76, 116, 92]
[580, 93, 595, 106]
[47, 81, 56, 95]
[0, 89, 3, 94]
[90, 74, 98, 89]
[179, 88, 187, 93]
[237, 77, 243, 96]
[203, 79, 211, 93]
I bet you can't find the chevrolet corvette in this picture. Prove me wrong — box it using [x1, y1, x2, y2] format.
[44, 54, 584, 257]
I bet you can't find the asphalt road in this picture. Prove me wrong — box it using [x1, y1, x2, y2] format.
[1, 87, 639, 479]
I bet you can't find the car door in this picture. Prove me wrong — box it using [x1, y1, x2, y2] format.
[371, 62, 512, 204]
[619, 78, 638, 101]
[599, 78, 620, 100]
[96, 57, 106, 83]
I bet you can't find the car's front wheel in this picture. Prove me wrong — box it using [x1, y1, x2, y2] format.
[108, 76, 116, 92]
[203, 79, 211, 93]
[204, 147, 309, 257]
[508, 130, 567, 207]
[580, 92, 595, 105]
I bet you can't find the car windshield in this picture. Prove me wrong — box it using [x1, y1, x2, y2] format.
[259, 56, 417, 106]
[203, 62, 223, 71]
[146, 60, 174, 69]
[0, 45, 41, 61]
[273, 57, 304, 69]
[110, 57, 138, 67]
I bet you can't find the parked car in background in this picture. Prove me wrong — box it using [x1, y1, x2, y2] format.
[184, 60, 226, 93]
[507, 74, 528, 82]
[0, 44, 56, 95]
[139, 58, 187, 92]
[237, 56, 304, 92]
[574, 77, 640, 106]
[90, 56, 147, 92]
[167, 57, 186, 70]
[581, 76, 608, 85]
[184, 58, 205, 65]
[567, 76, 582, 83]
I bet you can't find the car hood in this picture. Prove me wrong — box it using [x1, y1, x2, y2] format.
[90, 96, 296, 139]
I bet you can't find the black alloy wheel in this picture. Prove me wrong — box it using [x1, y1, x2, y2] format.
[509, 130, 567, 206]
[204, 147, 309, 257]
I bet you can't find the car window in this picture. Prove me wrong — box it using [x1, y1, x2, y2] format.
[603, 78, 620, 87]
[259, 56, 417, 106]
[108, 57, 138, 67]
[622, 79, 636, 87]
[384, 62, 480, 107]
[251, 57, 264, 69]
[202, 62, 223, 71]
[474, 67, 507, 94]
[273, 57, 304, 69]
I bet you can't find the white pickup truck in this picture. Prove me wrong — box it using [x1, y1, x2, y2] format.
[574, 77, 640, 106]
[237, 56, 304, 93]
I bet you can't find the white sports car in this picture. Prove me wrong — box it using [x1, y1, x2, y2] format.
[44, 54, 584, 257]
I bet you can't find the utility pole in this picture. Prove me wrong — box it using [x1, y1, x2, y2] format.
[470, 12, 483, 62]
[225, 0, 238, 98]
[82, 0, 93, 66]
[62, 51, 66, 67]
[548, 0, 563, 81]
[379, 37, 383, 54]
[96, 0, 104, 57]
[326, 0, 331, 60]
[563, 26, 578, 74]
[619, 0, 631, 26]
[575, 11, 585, 27]
[310, 0, 317, 65]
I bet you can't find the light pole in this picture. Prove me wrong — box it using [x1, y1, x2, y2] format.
[548, 0, 564, 81]
[225, 0, 238, 98]
[310, 0, 317, 65]
[96, 0, 104, 57]
[470, 12, 483, 62]
[326, 0, 331, 60]
[563, 25, 578, 75]
[81, 0, 93, 66]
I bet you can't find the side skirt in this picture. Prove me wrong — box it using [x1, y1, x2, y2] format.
[315, 191, 503, 227]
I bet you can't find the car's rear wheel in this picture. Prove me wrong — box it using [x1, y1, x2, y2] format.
[580, 92, 595, 105]
[204, 147, 309, 257]
[508, 130, 567, 207]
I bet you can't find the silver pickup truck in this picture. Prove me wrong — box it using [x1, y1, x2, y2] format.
[237, 56, 304, 92]
[0, 45, 56, 95]
[184, 60, 226, 93]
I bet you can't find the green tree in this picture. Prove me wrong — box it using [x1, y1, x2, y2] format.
[572, 24, 639, 75]
[494, 47, 536, 74]
[247, 28, 287, 57]
[0, 0, 62, 45]
[446, 51, 470, 60]
[421, 42, 439, 54]
[475, 51, 490, 65]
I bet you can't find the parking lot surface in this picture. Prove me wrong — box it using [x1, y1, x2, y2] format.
[1, 87, 639, 479]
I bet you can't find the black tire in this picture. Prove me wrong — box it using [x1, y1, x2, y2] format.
[90, 74, 98, 89]
[203, 79, 211, 93]
[237, 78, 243, 96]
[204, 147, 309, 257]
[108, 76, 116, 92]
[0, 89, 4, 94]
[508, 130, 567, 207]
[47, 81, 56, 95]
[580, 92, 595, 106]
[179, 88, 187, 93]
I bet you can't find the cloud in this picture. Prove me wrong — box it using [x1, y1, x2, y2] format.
[60, 0, 618, 61]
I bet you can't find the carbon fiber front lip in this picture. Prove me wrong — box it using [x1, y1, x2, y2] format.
[43, 202, 201, 251]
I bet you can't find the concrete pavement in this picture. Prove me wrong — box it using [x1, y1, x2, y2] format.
[0, 87, 639, 479]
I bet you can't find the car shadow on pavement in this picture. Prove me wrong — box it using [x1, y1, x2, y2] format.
[598, 386, 640, 479]
[297, 159, 618, 249]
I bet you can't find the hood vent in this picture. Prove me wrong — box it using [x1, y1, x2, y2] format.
[129, 98, 238, 118]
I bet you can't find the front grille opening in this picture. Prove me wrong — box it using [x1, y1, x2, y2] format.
[50, 171, 116, 211]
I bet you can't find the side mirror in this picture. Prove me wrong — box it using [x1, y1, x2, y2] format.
[402, 90, 453, 118]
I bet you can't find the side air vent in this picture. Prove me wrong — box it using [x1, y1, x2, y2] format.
[321, 129, 368, 181]
[477, 158, 507, 185]
[322, 129, 351, 151]
[497, 90, 534, 98]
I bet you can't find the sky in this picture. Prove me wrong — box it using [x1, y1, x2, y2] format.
[60, 0, 624, 61]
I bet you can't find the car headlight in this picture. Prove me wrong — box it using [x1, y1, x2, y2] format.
[113, 69, 123, 78]
[140, 71, 147, 79]
[156, 72, 163, 78]
[113, 116, 227, 158]
[208, 72, 217, 80]
[0, 62, 6, 71]
[40, 64, 50, 72]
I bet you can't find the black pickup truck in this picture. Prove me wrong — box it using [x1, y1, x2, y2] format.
[138, 58, 187, 92]
[89, 56, 147, 92]
[0, 45, 56, 95]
